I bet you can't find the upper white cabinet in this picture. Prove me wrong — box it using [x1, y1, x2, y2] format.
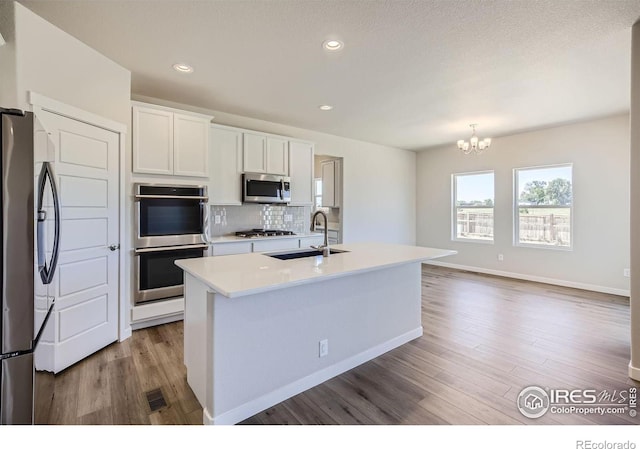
[209, 124, 243, 205]
[321, 159, 342, 208]
[243, 132, 266, 173]
[174, 113, 210, 177]
[266, 136, 289, 175]
[243, 132, 289, 175]
[132, 102, 212, 177]
[288, 140, 314, 206]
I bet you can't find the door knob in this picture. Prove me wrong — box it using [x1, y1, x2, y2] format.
[109, 244, 120, 251]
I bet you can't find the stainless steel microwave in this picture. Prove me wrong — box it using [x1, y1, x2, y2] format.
[242, 173, 291, 204]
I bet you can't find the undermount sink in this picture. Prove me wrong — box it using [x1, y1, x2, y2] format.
[266, 248, 349, 260]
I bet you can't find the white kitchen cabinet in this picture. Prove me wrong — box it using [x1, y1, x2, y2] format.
[243, 132, 267, 173]
[252, 238, 299, 253]
[243, 132, 289, 175]
[299, 235, 323, 248]
[209, 125, 243, 205]
[321, 159, 342, 208]
[288, 140, 314, 205]
[210, 241, 253, 256]
[173, 113, 210, 177]
[132, 102, 212, 177]
[266, 137, 289, 175]
[328, 230, 340, 245]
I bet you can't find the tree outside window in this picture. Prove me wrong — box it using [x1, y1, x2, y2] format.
[452, 171, 494, 242]
[515, 164, 573, 248]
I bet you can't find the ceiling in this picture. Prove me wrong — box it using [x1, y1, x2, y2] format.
[18, 0, 640, 151]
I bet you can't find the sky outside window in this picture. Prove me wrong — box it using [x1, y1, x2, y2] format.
[456, 172, 494, 203]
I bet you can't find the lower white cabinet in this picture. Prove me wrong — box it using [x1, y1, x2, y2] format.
[210, 236, 326, 256]
[299, 235, 324, 248]
[210, 241, 252, 256]
[253, 238, 300, 253]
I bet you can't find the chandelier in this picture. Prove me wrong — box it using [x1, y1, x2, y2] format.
[457, 124, 491, 154]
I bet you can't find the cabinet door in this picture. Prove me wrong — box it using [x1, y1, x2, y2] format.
[243, 132, 267, 173]
[300, 236, 323, 248]
[334, 159, 342, 208]
[252, 238, 300, 253]
[321, 160, 335, 207]
[211, 242, 253, 256]
[288, 140, 313, 205]
[210, 126, 242, 205]
[266, 137, 289, 175]
[173, 114, 209, 177]
[133, 106, 173, 175]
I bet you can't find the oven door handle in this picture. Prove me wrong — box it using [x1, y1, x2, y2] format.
[134, 244, 209, 254]
[134, 194, 209, 201]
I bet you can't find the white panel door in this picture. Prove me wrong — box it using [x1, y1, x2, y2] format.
[37, 110, 119, 373]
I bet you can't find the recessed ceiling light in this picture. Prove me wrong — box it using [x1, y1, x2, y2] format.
[319, 105, 333, 111]
[322, 39, 344, 51]
[173, 63, 194, 73]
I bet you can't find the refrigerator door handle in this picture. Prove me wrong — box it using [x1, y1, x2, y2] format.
[36, 162, 60, 285]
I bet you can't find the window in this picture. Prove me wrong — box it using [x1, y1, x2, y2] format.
[514, 164, 572, 249]
[452, 171, 494, 242]
[314, 178, 323, 208]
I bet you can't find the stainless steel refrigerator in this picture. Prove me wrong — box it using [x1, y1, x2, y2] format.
[0, 108, 58, 424]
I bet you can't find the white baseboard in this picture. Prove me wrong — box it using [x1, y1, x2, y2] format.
[629, 362, 640, 381]
[131, 313, 183, 330]
[425, 260, 630, 297]
[131, 297, 184, 322]
[118, 326, 132, 342]
[203, 326, 423, 425]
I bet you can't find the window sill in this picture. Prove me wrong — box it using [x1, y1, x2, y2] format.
[514, 242, 573, 251]
[452, 237, 494, 245]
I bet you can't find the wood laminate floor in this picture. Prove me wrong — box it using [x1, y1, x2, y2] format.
[39, 266, 640, 425]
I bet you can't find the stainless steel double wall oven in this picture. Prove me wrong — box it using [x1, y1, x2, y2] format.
[134, 184, 208, 304]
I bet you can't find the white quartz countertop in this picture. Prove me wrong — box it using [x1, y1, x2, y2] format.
[207, 232, 323, 244]
[175, 242, 456, 298]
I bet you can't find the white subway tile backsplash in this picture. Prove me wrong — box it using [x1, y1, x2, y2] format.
[210, 204, 310, 237]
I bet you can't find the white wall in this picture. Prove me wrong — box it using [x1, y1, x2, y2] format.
[0, 1, 18, 107]
[8, 2, 130, 126]
[0, 1, 132, 333]
[133, 94, 417, 245]
[417, 114, 630, 295]
[629, 21, 640, 381]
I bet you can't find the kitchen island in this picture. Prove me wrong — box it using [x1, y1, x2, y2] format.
[175, 242, 455, 425]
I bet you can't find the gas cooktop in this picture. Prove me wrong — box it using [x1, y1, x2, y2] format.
[235, 229, 297, 238]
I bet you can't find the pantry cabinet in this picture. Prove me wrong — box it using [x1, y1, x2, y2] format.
[132, 102, 212, 177]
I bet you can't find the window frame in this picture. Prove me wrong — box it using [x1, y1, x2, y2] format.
[451, 170, 495, 244]
[513, 163, 574, 251]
